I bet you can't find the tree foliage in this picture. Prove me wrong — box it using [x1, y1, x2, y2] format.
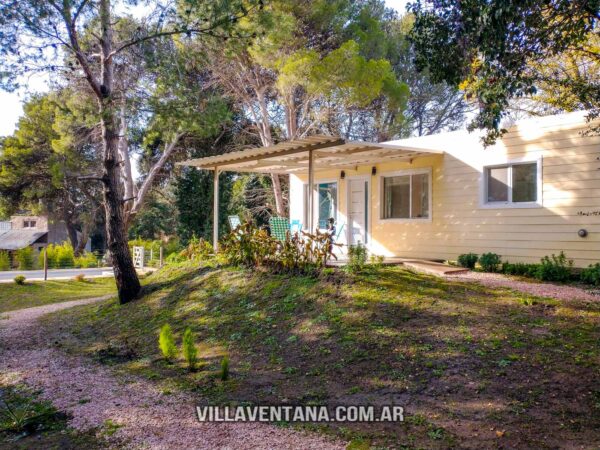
[409, 0, 600, 144]
[0, 0, 257, 302]
[0, 92, 102, 254]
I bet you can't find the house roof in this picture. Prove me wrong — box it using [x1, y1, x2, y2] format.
[178, 135, 442, 174]
[0, 229, 47, 250]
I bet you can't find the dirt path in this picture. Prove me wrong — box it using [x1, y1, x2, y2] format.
[0, 298, 344, 449]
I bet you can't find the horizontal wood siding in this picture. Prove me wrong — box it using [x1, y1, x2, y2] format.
[290, 115, 600, 267]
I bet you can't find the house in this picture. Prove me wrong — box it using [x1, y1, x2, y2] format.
[0, 214, 90, 262]
[180, 111, 600, 268]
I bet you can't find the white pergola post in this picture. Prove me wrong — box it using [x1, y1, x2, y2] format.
[213, 167, 220, 252]
[308, 149, 314, 232]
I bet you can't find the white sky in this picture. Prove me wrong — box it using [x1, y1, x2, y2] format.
[0, 0, 411, 137]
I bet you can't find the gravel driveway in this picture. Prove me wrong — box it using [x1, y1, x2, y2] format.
[446, 271, 599, 302]
[0, 297, 344, 449]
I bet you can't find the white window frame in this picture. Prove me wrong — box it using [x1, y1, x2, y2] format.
[378, 168, 433, 223]
[481, 156, 543, 209]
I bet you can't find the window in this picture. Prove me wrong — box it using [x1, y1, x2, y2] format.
[484, 161, 539, 205]
[382, 170, 430, 220]
[317, 182, 337, 229]
[302, 182, 338, 229]
[23, 220, 37, 229]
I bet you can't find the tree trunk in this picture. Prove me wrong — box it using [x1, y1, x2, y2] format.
[75, 219, 92, 256]
[65, 220, 81, 256]
[99, 0, 140, 303]
[119, 102, 136, 213]
[255, 90, 286, 217]
[125, 132, 183, 227]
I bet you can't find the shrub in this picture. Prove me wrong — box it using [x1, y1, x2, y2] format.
[347, 243, 368, 273]
[581, 263, 600, 286]
[14, 275, 26, 285]
[74, 252, 98, 268]
[41, 242, 75, 269]
[478, 252, 502, 272]
[220, 222, 336, 274]
[457, 253, 478, 269]
[182, 328, 198, 371]
[0, 251, 10, 271]
[158, 324, 177, 361]
[535, 251, 573, 282]
[165, 252, 185, 264]
[179, 237, 213, 261]
[220, 355, 230, 381]
[15, 247, 35, 270]
[502, 262, 539, 277]
[369, 254, 385, 268]
[55, 243, 74, 268]
[39, 244, 54, 268]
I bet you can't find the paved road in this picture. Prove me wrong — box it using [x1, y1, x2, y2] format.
[0, 267, 112, 281]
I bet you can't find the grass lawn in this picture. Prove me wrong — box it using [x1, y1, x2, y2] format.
[40, 262, 600, 448]
[0, 277, 116, 313]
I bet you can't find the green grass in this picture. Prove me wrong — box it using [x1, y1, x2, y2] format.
[39, 261, 600, 448]
[0, 277, 116, 313]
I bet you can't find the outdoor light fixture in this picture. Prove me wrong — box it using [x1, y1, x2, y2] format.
[340, 170, 345, 179]
[371, 166, 377, 175]
[578, 229, 588, 238]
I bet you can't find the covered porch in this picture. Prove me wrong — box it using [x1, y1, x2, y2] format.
[178, 135, 443, 255]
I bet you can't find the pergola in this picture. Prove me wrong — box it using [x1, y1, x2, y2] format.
[178, 135, 442, 249]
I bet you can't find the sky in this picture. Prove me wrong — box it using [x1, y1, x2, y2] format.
[0, 0, 411, 137]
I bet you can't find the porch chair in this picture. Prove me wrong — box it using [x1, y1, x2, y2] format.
[269, 217, 290, 241]
[290, 219, 302, 234]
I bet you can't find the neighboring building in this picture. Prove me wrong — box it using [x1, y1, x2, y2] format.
[181, 111, 600, 268]
[0, 214, 90, 263]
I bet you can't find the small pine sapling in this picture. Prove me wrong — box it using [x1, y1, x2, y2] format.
[182, 328, 198, 371]
[159, 324, 177, 361]
[220, 355, 230, 381]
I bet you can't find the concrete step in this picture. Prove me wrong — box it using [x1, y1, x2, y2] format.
[402, 260, 469, 276]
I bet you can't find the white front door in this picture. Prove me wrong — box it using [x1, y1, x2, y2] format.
[347, 178, 368, 246]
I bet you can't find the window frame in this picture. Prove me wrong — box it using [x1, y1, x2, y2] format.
[303, 179, 339, 231]
[315, 179, 338, 230]
[481, 157, 543, 209]
[378, 168, 433, 223]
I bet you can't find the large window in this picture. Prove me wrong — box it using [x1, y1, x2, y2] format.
[485, 161, 539, 205]
[382, 170, 430, 220]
